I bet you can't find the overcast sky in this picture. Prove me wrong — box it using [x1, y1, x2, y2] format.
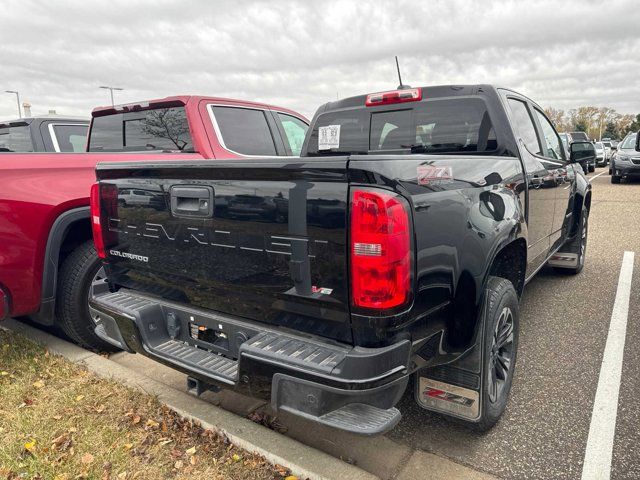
[1, 0, 639, 121]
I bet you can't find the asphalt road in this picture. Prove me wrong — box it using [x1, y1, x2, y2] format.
[387, 167, 640, 479]
[69, 166, 640, 479]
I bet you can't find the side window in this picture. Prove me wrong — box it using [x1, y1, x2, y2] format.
[52, 124, 88, 152]
[533, 109, 565, 161]
[210, 106, 277, 156]
[507, 98, 542, 156]
[277, 113, 308, 155]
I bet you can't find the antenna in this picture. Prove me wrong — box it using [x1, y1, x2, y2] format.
[395, 56, 404, 89]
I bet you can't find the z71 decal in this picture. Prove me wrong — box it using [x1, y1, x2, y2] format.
[417, 165, 453, 185]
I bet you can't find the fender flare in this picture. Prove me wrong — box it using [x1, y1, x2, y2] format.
[30, 207, 90, 325]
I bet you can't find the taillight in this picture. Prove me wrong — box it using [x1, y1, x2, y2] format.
[350, 188, 411, 310]
[365, 88, 422, 107]
[90, 183, 118, 259]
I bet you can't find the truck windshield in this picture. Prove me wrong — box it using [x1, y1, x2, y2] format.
[0, 125, 34, 152]
[307, 97, 497, 156]
[88, 106, 194, 152]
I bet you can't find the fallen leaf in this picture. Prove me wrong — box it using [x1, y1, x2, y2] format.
[24, 440, 37, 453]
[51, 433, 73, 452]
[117, 472, 127, 479]
[53, 415, 62, 420]
[32, 380, 45, 389]
[158, 439, 172, 446]
[75, 395, 85, 402]
[0, 371, 9, 376]
[185, 446, 196, 455]
[123, 443, 134, 450]
[232, 453, 241, 462]
[94, 405, 106, 413]
[145, 419, 159, 428]
[190, 455, 196, 466]
[81, 453, 95, 464]
[132, 415, 141, 425]
[174, 460, 183, 469]
[285, 476, 299, 480]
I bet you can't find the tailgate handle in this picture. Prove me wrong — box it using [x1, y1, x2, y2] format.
[170, 186, 214, 218]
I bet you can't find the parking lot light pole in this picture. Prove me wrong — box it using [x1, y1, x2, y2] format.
[5, 90, 21, 118]
[99, 86, 124, 106]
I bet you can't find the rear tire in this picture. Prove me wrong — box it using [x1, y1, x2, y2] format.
[56, 240, 118, 351]
[474, 276, 519, 431]
[588, 165, 595, 173]
[611, 175, 621, 184]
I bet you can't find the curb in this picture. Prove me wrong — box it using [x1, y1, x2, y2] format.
[2, 319, 378, 480]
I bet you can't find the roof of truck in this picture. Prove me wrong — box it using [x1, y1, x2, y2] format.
[91, 95, 306, 120]
[0, 116, 89, 127]
[317, 84, 505, 112]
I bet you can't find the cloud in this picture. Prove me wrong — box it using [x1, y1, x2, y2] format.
[1, 0, 639, 121]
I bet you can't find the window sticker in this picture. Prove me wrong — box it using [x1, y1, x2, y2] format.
[318, 125, 340, 150]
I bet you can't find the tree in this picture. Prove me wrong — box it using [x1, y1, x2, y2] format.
[139, 108, 190, 151]
[544, 107, 567, 131]
[629, 113, 640, 134]
[617, 114, 635, 137]
[603, 121, 618, 139]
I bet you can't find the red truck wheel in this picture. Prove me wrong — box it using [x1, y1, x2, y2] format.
[55, 240, 120, 351]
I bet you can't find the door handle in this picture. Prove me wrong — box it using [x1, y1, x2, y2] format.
[531, 175, 543, 189]
[170, 186, 214, 218]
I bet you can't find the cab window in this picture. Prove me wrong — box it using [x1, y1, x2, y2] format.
[507, 99, 542, 156]
[277, 113, 308, 155]
[534, 109, 565, 161]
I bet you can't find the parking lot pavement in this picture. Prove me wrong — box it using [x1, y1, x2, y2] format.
[107, 167, 639, 479]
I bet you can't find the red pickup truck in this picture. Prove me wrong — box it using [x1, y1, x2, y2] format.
[0, 95, 308, 351]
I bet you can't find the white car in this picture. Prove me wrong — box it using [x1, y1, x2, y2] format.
[594, 142, 607, 167]
[602, 140, 613, 162]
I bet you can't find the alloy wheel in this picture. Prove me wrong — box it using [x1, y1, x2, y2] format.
[488, 306, 515, 403]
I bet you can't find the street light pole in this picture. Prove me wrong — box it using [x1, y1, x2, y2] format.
[99, 86, 124, 106]
[5, 90, 21, 118]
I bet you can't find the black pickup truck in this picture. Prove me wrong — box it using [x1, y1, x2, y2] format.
[88, 85, 595, 434]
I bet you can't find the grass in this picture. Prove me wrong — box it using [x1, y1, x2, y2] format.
[0, 328, 295, 480]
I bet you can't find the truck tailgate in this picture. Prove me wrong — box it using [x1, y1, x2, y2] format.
[96, 158, 352, 343]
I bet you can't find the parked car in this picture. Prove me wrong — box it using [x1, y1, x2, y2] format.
[610, 132, 640, 183]
[570, 131, 590, 142]
[0, 116, 88, 152]
[0, 95, 308, 353]
[89, 84, 593, 434]
[594, 141, 607, 167]
[602, 140, 613, 161]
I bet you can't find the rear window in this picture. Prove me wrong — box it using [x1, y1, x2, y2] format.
[89, 107, 193, 152]
[52, 124, 88, 152]
[0, 125, 33, 152]
[307, 97, 497, 156]
[210, 106, 277, 156]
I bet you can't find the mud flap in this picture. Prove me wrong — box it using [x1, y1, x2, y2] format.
[547, 252, 579, 269]
[415, 289, 489, 422]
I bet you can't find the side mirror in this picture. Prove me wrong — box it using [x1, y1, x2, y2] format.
[636, 131, 640, 152]
[570, 141, 596, 163]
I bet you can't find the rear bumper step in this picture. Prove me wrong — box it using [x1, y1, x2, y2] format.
[90, 289, 411, 435]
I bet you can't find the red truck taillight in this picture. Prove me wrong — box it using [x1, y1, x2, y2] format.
[365, 88, 422, 107]
[90, 183, 117, 259]
[350, 188, 411, 310]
